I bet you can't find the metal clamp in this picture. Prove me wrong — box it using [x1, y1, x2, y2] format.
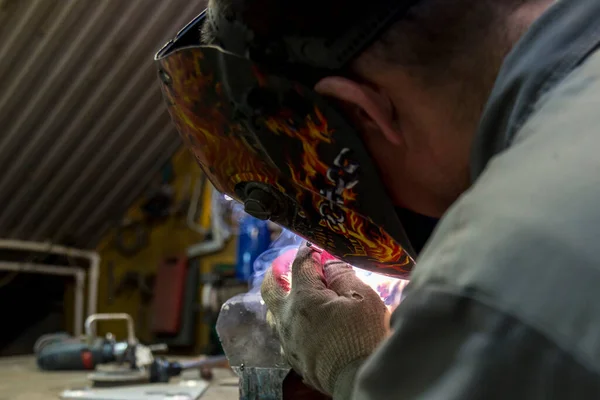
[84, 313, 137, 345]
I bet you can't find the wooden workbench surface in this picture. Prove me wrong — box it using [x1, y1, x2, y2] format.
[0, 356, 239, 400]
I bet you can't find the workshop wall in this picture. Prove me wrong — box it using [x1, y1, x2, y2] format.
[67, 149, 236, 351]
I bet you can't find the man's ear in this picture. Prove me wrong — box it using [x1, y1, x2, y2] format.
[314, 76, 402, 145]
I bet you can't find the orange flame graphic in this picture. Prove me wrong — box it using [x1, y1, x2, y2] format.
[158, 47, 413, 278]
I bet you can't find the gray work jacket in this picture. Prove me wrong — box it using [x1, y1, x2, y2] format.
[353, 0, 600, 398]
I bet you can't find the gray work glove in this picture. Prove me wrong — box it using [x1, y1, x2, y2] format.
[261, 245, 390, 399]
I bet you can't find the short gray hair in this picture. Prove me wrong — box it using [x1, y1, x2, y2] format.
[200, 0, 222, 45]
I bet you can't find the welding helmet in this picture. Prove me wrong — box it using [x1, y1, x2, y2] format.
[155, 0, 423, 278]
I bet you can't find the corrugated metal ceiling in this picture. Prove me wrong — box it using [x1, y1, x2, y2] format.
[0, 0, 205, 248]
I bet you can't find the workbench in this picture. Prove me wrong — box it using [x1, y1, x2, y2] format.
[0, 356, 239, 400]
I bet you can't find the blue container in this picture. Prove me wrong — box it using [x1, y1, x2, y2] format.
[235, 215, 272, 282]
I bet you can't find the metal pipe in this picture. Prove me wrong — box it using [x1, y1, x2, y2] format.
[187, 188, 230, 258]
[74, 271, 85, 339]
[0, 239, 100, 318]
[187, 176, 208, 235]
[0, 261, 85, 336]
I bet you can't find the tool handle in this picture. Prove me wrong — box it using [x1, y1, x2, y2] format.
[179, 355, 228, 370]
[36, 341, 113, 371]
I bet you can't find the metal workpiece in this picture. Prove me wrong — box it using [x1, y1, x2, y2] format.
[217, 293, 288, 369]
[217, 292, 292, 399]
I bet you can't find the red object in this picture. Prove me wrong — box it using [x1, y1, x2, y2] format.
[318, 250, 338, 264]
[271, 247, 328, 292]
[283, 370, 331, 400]
[81, 351, 94, 370]
[151, 256, 188, 334]
[271, 248, 298, 292]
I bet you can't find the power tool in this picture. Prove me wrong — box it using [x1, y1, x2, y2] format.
[36, 312, 228, 390]
[35, 314, 157, 372]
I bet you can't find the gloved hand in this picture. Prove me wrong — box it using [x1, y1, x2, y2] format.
[261, 245, 390, 398]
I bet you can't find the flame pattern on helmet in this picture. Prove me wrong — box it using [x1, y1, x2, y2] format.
[157, 47, 414, 278]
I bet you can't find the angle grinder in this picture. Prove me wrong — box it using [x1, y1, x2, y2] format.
[36, 313, 165, 386]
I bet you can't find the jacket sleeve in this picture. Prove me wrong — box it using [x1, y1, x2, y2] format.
[352, 287, 600, 400]
[351, 49, 600, 400]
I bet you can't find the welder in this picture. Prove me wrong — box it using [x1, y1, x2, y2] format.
[155, 0, 600, 398]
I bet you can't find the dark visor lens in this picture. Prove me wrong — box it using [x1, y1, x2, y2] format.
[157, 10, 207, 59]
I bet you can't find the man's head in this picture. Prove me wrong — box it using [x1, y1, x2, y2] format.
[202, 0, 553, 217]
